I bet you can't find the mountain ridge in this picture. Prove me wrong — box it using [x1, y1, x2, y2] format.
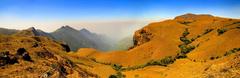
[0, 26, 113, 51]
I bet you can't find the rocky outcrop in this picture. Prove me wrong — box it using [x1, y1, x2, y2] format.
[133, 28, 153, 47]
[0, 51, 18, 66]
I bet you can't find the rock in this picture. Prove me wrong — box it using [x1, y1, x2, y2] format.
[60, 43, 71, 52]
[16, 48, 27, 55]
[0, 51, 18, 66]
[16, 48, 33, 62]
[22, 52, 32, 62]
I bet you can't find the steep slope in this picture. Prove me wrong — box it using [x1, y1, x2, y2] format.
[0, 35, 100, 78]
[80, 18, 186, 66]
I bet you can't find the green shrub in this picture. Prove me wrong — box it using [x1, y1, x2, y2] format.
[180, 28, 192, 45]
[224, 48, 240, 56]
[203, 29, 214, 35]
[146, 56, 175, 66]
[180, 21, 192, 25]
[179, 44, 195, 54]
[182, 28, 190, 37]
[180, 37, 191, 44]
[112, 64, 122, 71]
[160, 56, 175, 65]
[121, 56, 175, 71]
[109, 71, 125, 78]
[176, 53, 187, 59]
[217, 28, 227, 35]
[109, 75, 118, 78]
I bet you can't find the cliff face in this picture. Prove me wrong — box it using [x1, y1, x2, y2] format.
[133, 28, 153, 47]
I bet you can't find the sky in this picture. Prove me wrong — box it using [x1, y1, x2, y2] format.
[0, 0, 240, 40]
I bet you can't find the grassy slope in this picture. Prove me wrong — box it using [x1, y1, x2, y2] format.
[76, 14, 240, 78]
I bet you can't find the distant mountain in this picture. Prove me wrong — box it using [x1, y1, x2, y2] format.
[0, 26, 113, 51]
[50, 26, 112, 51]
[79, 28, 113, 51]
[0, 28, 19, 35]
[14, 27, 54, 38]
[112, 36, 133, 50]
[51, 26, 97, 51]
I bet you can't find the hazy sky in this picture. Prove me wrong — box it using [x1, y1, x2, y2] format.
[0, 0, 240, 40]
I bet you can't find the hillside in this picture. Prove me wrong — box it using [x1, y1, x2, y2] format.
[0, 35, 101, 77]
[76, 13, 240, 78]
[0, 13, 240, 78]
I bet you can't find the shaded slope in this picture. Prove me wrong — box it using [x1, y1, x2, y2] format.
[51, 26, 113, 51]
[51, 26, 98, 51]
[0, 35, 99, 78]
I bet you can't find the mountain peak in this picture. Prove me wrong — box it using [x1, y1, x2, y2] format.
[55, 25, 78, 32]
[174, 13, 214, 20]
[80, 28, 90, 33]
[59, 25, 75, 30]
[26, 27, 36, 31]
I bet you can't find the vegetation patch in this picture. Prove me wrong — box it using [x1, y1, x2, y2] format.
[224, 48, 240, 56]
[177, 28, 214, 59]
[177, 28, 196, 58]
[203, 29, 214, 35]
[146, 56, 175, 66]
[179, 21, 192, 25]
[120, 56, 175, 71]
[109, 71, 125, 78]
[217, 28, 227, 36]
[112, 64, 122, 71]
[108, 56, 175, 78]
[179, 44, 195, 54]
[109, 64, 125, 78]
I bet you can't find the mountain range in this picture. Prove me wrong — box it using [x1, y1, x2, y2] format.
[0, 26, 113, 51]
